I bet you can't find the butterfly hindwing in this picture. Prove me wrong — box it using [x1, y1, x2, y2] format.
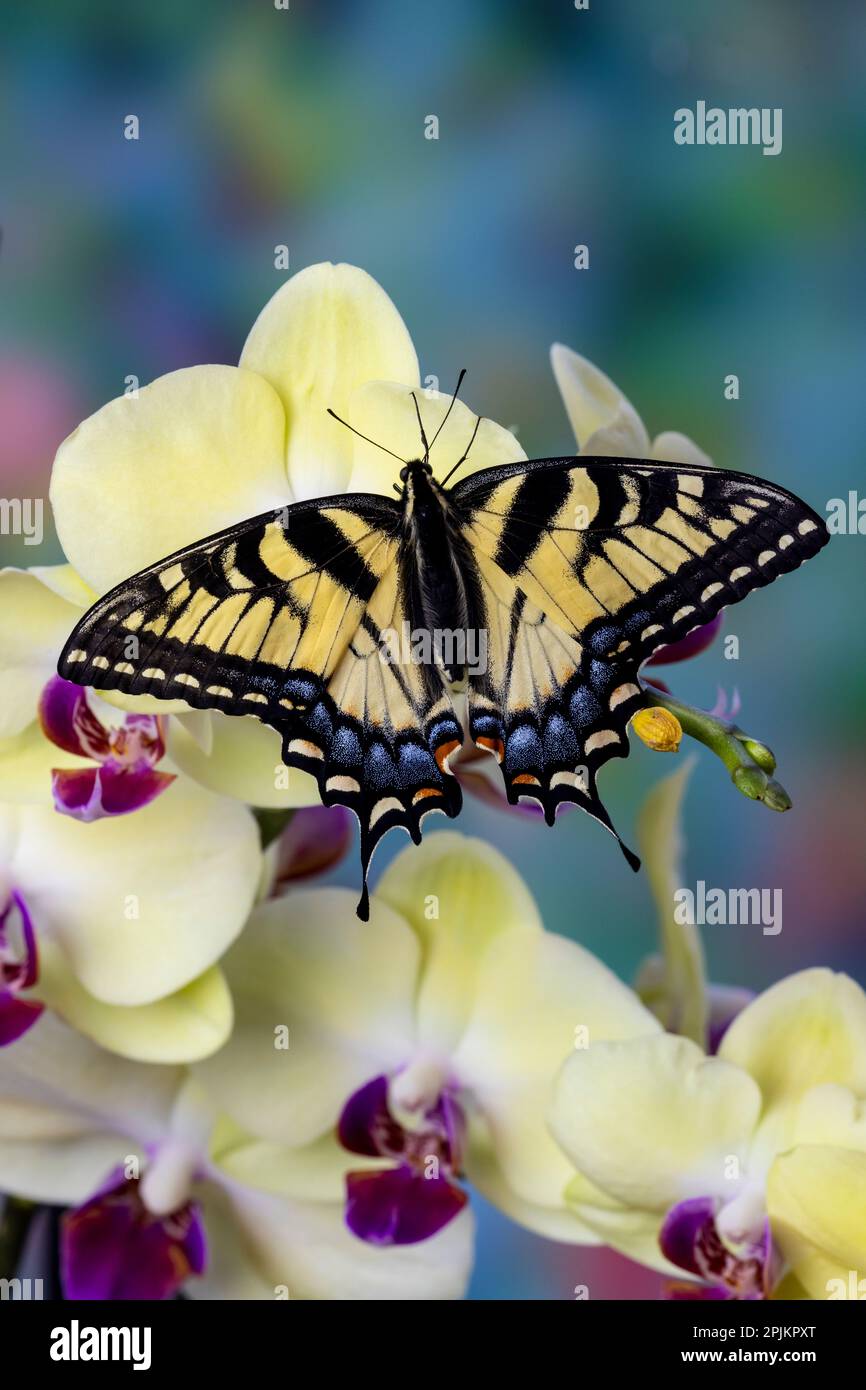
[467, 549, 643, 862]
[455, 455, 829, 671]
[58, 496, 402, 725]
[278, 560, 464, 917]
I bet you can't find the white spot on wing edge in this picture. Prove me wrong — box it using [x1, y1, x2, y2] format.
[585, 729, 619, 755]
[610, 682, 641, 710]
[287, 738, 324, 761]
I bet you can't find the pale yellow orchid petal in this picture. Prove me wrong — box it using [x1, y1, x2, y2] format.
[194, 890, 419, 1149]
[788, 1084, 866, 1153]
[192, 1182, 473, 1301]
[374, 832, 541, 1055]
[0, 781, 261, 1006]
[36, 944, 234, 1063]
[0, 1135, 136, 1205]
[50, 365, 291, 595]
[454, 926, 660, 1211]
[651, 430, 713, 469]
[0, 568, 82, 737]
[27, 563, 97, 608]
[210, 1126, 374, 1204]
[0, 1013, 181, 1198]
[0, 721, 91, 804]
[465, 1119, 603, 1244]
[344, 380, 525, 496]
[167, 711, 319, 808]
[767, 1146, 866, 1300]
[581, 407, 653, 459]
[719, 968, 866, 1107]
[550, 1033, 761, 1212]
[551, 344, 650, 455]
[240, 263, 420, 500]
[562, 1185, 676, 1274]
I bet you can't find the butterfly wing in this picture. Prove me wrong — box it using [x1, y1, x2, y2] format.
[279, 560, 464, 918]
[466, 547, 643, 863]
[455, 455, 828, 850]
[58, 494, 464, 917]
[58, 496, 402, 722]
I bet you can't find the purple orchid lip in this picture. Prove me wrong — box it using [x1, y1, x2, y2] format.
[271, 805, 354, 886]
[645, 613, 723, 666]
[660, 1195, 774, 1300]
[39, 676, 175, 822]
[338, 1072, 468, 1246]
[61, 1169, 206, 1300]
[345, 1164, 468, 1245]
[0, 890, 44, 1046]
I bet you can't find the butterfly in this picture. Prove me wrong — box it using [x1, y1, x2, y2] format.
[58, 379, 829, 917]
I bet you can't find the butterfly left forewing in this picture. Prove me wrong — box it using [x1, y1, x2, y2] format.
[58, 497, 401, 727]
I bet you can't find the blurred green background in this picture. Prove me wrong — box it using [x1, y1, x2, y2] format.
[1, 0, 865, 1299]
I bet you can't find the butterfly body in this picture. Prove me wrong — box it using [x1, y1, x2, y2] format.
[58, 447, 828, 918]
[399, 459, 482, 686]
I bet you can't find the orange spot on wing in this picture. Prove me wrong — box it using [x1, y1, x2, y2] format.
[434, 739, 461, 774]
[512, 773, 541, 786]
[475, 736, 505, 763]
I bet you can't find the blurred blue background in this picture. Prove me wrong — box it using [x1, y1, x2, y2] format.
[2, 0, 865, 1299]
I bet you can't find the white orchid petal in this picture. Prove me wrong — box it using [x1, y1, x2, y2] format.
[1, 780, 261, 1005]
[0, 568, 82, 738]
[50, 365, 291, 595]
[719, 968, 866, 1107]
[651, 430, 713, 469]
[375, 833, 542, 1055]
[194, 1182, 473, 1301]
[345, 381, 525, 497]
[240, 263, 420, 500]
[194, 890, 419, 1148]
[167, 713, 319, 808]
[454, 927, 660, 1210]
[551, 344, 650, 455]
[550, 1033, 761, 1213]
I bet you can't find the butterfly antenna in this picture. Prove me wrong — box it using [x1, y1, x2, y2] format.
[326, 407, 408, 465]
[440, 413, 482, 487]
[428, 368, 467, 454]
[410, 392, 430, 463]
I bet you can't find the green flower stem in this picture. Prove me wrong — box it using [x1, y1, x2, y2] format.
[644, 687, 793, 812]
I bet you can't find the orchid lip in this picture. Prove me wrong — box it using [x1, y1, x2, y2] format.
[338, 1069, 468, 1246]
[61, 1168, 207, 1300]
[40, 676, 175, 821]
[0, 890, 44, 1046]
[660, 1193, 777, 1300]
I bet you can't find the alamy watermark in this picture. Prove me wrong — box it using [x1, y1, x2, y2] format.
[674, 880, 782, 936]
[0, 497, 43, 545]
[379, 621, 488, 677]
[674, 102, 782, 157]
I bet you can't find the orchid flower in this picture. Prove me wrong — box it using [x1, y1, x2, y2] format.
[38, 675, 175, 821]
[0, 1012, 471, 1299]
[193, 831, 660, 1249]
[0, 777, 261, 1062]
[550, 968, 866, 1299]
